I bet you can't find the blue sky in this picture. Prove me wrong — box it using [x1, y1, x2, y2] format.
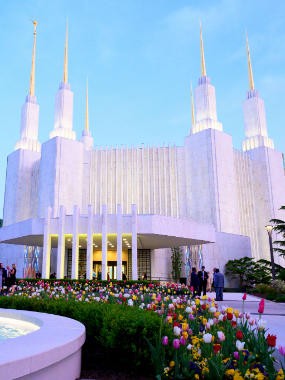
[0, 0, 285, 216]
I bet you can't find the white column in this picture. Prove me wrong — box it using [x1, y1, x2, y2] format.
[117, 204, 122, 280]
[72, 205, 80, 279]
[87, 204, 94, 280]
[42, 206, 52, 279]
[132, 204, 138, 280]
[57, 205, 66, 279]
[102, 204, 108, 280]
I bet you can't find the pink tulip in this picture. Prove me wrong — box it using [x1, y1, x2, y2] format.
[208, 297, 212, 302]
[234, 352, 240, 360]
[249, 318, 255, 326]
[258, 305, 264, 314]
[260, 298, 265, 306]
[217, 331, 225, 341]
[189, 314, 194, 320]
[162, 336, 168, 346]
[279, 346, 285, 357]
[173, 339, 180, 349]
[214, 318, 219, 324]
[190, 286, 194, 292]
[157, 295, 161, 302]
[188, 328, 193, 335]
[242, 294, 247, 300]
[206, 323, 210, 330]
[180, 336, 186, 345]
[245, 312, 250, 319]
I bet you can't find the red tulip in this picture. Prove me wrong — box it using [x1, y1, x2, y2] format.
[242, 294, 247, 300]
[227, 313, 233, 320]
[236, 330, 243, 340]
[173, 321, 180, 328]
[231, 321, 237, 328]
[202, 304, 206, 310]
[173, 313, 177, 320]
[213, 344, 221, 354]
[190, 286, 194, 292]
[267, 334, 277, 347]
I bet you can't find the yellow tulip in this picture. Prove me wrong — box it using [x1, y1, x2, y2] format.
[195, 299, 200, 305]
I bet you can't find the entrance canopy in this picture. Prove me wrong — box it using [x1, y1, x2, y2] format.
[0, 213, 215, 249]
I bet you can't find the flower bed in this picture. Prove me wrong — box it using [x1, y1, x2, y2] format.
[1, 280, 285, 379]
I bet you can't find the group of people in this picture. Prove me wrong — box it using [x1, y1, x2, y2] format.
[0, 263, 17, 293]
[190, 266, 224, 301]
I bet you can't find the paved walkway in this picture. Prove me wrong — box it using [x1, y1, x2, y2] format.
[207, 292, 285, 369]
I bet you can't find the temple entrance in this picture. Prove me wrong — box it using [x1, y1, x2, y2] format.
[93, 261, 127, 280]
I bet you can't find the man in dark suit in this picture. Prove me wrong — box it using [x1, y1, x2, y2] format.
[190, 267, 200, 298]
[214, 268, 224, 301]
[198, 266, 208, 296]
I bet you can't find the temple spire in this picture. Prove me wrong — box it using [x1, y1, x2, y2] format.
[63, 20, 68, 83]
[191, 83, 195, 125]
[246, 29, 254, 91]
[29, 20, 37, 96]
[85, 78, 89, 131]
[200, 22, 206, 77]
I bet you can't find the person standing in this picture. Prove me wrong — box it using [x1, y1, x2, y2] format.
[9, 264, 17, 293]
[0, 263, 4, 294]
[212, 268, 216, 288]
[214, 269, 224, 301]
[198, 266, 208, 296]
[190, 268, 200, 297]
[206, 271, 212, 292]
[6, 265, 11, 291]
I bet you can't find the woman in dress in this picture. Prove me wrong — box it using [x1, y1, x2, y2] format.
[206, 271, 212, 292]
[9, 264, 17, 293]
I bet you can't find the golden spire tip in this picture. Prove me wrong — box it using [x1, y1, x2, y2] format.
[29, 20, 37, 96]
[85, 77, 89, 131]
[200, 22, 206, 77]
[246, 29, 254, 91]
[63, 20, 68, 83]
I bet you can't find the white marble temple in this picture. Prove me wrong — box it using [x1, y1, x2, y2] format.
[0, 66, 284, 281]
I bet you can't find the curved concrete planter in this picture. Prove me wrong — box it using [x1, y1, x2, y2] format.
[0, 308, 86, 380]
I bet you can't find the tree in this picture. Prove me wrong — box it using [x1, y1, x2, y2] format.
[270, 206, 285, 258]
[171, 247, 184, 282]
[225, 257, 275, 288]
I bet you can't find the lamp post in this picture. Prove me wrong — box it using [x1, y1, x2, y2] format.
[265, 225, 276, 281]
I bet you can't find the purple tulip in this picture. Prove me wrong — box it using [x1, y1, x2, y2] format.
[279, 346, 285, 357]
[234, 352, 240, 360]
[162, 336, 168, 346]
[173, 339, 180, 349]
[180, 336, 186, 345]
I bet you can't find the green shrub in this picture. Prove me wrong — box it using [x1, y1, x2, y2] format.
[252, 289, 259, 293]
[257, 284, 269, 293]
[275, 295, 285, 303]
[0, 296, 171, 371]
[266, 293, 276, 301]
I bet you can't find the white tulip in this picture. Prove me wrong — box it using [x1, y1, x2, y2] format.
[236, 340, 245, 351]
[186, 344, 193, 350]
[257, 319, 267, 330]
[218, 314, 224, 321]
[173, 326, 181, 336]
[208, 318, 214, 326]
[203, 333, 212, 343]
[185, 307, 192, 313]
[210, 307, 217, 313]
